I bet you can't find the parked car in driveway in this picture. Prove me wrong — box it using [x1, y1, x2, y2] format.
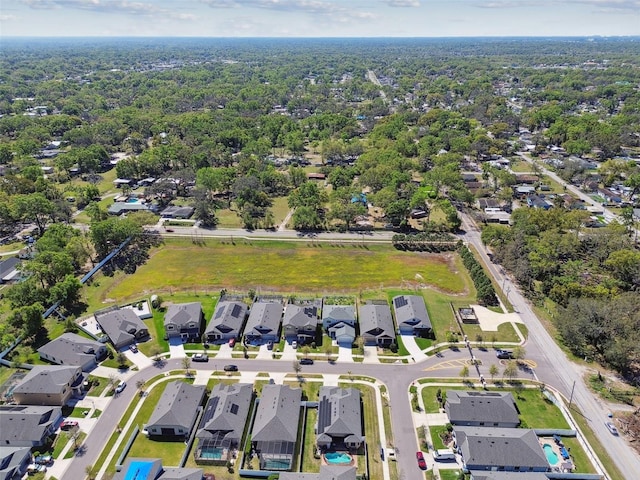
[34, 455, 53, 465]
[60, 420, 79, 431]
[129, 344, 138, 353]
[416, 451, 427, 470]
[605, 421, 619, 435]
[192, 353, 208, 362]
[228, 337, 236, 348]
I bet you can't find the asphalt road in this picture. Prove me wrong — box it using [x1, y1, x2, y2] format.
[459, 211, 640, 479]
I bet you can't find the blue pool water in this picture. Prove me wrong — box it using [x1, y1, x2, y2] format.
[263, 459, 291, 470]
[122, 460, 154, 480]
[543, 444, 559, 465]
[325, 452, 353, 464]
[200, 448, 223, 460]
[126, 198, 141, 204]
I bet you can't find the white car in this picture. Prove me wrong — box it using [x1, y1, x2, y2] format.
[291, 340, 298, 349]
[605, 421, 619, 436]
[115, 381, 126, 394]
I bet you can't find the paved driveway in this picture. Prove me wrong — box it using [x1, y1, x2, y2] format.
[400, 335, 426, 362]
[337, 345, 354, 363]
[168, 337, 185, 358]
[363, 345, 379, 363]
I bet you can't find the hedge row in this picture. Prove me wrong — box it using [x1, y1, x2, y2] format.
[392, 233, 459, 251]
[458, 245, 499, 306]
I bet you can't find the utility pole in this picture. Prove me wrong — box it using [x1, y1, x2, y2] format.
[568, 380, 576, 410]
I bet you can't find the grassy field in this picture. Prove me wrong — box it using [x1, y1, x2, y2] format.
[86, 239, 469, 306]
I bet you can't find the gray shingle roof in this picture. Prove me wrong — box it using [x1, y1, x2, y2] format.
[252, 385, 301, 443]
[146, 381, 206, 432]
[283, 304, 317, 330]
[358, 304, 395, 337]
[244, 301, 282, 337]
[455, 426, 549, 470]
[392, 295, 432, 330]
[0, 405, 61, 446]
[196, 383, 253, 444]
[279, 465, 356, 480]
[13, 366, 81, 396]
[205, 300, 248, 338]
[317, 387, 363, 444]
[469, 472, 550, 480]
[0, 446, 31, 479]
[322, 305, 356, 327]
[445, 391, 519, 426]
[95, 309, 148, 348]
[164, 302, 202, 330]
[158, 467, 204, 480]
[37, 333, 104, 370]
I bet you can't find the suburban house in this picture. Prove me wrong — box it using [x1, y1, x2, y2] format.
[160, 205, 195, 219]
[316, 387, 364, 451]
[392, 295, 432, 337]
[358, 303, 395, 347]
[145, 381, 206, 438]
[0, 405, 62, 447]
[243, 300, 283, 345]
[282, 304, 318, 345]
[164, 302, 203, 342]
[454, 427, 549, 472]
[445, 391, 520, 428]
[95, 308, 149, 349]
[251, 384, 301, 471]
[37, 332, 107, 371]
[114, 458, 203, 480]
[469, 473, 551, 480]
[322, 304, 357, 346]
[526, 195, 551, 210]
[279, 465, 357, 480]
[598, 187, 622, 205]
[11, 366, 84, 406]
[0, 446, 32, 480]
[0, 257, 21, 284]
[107, 202, 151, 216]
[204, 299, 248, 344]
[194, 383, 254, 464]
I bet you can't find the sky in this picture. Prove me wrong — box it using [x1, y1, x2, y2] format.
[0, 0, 639, 38]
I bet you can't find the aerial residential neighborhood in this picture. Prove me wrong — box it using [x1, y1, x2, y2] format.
[1, 16, 640, 480]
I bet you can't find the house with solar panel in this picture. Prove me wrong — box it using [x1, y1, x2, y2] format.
[392, 295, 432, 337]
[194, 383, 253, 465]
[282, 302, 319, 346]
[316, 387, 364, 451]
[322, 303, 357, 347]
[204, 298, 248, 344]
[243, 299, 283, 345]
[145, 381, 206, 438]
[251, 384, 301, 471]
[164, 302, 204, 342]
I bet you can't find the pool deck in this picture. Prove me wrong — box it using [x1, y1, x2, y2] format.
[538, 437, 573, 472]
[322, 452, 356, 467]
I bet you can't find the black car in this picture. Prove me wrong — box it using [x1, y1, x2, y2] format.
[496, 349, 514, 359]
[223, 364, 238, 372]
[299, 358, 314, 365]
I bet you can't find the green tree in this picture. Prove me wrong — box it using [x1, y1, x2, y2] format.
[9, 303, 44, 339]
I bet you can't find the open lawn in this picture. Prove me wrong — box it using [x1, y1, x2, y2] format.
[90, 239, 469, 303]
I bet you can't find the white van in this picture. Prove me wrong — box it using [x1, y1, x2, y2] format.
[433, 448, 456, 461]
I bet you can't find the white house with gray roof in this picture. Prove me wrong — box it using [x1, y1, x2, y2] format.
[95, 308, 149, 349]
[392, 295, 432, 336]
[243, 300, 282, 345]
[454, 426, 549, 472]
[0, 405, 62, 447]
[37, 332, 107, 372]
[358, 303, 395, 347]
[282, 304, 318, 345]
[322, 304, 356, 347]
[316, 387, 364, 450]
[445, 391, 520, 428]
[164, 302, 203, 341]
[146, 381, 206, 438]
[12, 366, 84, 406]
[195, 383, 253, 464]
[251, 384, 301, 471]
[204, 300, 248, 343]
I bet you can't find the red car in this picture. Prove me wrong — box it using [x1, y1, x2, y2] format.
[60, 420, 79, 431]
[228, 338, 236, 348]
[416, 451, 427, 470]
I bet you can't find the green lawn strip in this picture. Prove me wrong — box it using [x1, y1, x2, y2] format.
[63, 432, 87, 459]
[86, 376, 109, 396]
[338, 382, 382, 480]
[429, 425, 449, 450]
[101, 239, 467, 301]
[271, 196, 292, 226]
[63, 406, 91, 418]
[569, 405, 624, 480]
[561, 437, 596, 474]
[301, 407, 321, 473]
[51, 432, 69, 458]
[439, 469, 464, 480]
[380, 385, 393, 447]
[0, 241, 24, 254]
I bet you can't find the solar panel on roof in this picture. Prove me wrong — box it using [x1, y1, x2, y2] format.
[394, 297, 408, 308]
[214, 307, 224, 319]
[230, 403, 238, 415]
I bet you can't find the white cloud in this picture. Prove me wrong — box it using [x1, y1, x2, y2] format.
[0, 14, 18, 20]
[568, 0, 640, 11]
[384, 0, 421, 6]
[21, 0, 196, 20]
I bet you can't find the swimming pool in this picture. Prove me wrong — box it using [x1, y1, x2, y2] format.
[122, 460, 155, 480]
[324, 452, 353, 465]
[543, 444, 559, 465]
[199, 447, 223, 460]
[263, 458, 291, 470]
